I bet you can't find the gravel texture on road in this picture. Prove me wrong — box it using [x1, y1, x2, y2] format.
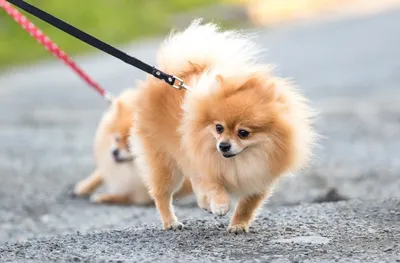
[1, 199, 399, 262]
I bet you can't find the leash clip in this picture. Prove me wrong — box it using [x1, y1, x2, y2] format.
[172, 76, 191, 91]
[152, 68, 191, 91]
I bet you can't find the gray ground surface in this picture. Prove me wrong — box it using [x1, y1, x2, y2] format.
[0, 8, 400, 262]
[1, 199, 399, 263]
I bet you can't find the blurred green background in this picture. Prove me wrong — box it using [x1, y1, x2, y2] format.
[1, 0, 370, 69]
[0, 0, 222, 68]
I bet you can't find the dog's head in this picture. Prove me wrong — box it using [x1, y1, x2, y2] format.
[105, 90, 137, 163]
[181, 71, 295, 163]
[110, 132, 133, 163]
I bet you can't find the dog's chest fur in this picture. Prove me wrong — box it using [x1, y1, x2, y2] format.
[215, 150, 275, 196]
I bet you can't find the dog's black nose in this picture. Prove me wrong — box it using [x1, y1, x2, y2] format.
[219, 142, 231, 153]
[112, 149, 119, 157]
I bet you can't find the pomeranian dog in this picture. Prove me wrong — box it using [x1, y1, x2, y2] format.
[73, 89, 193, 205]
[130, 19, 316, 233]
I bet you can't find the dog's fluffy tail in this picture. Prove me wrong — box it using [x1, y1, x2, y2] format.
[156, 19, 264, 78]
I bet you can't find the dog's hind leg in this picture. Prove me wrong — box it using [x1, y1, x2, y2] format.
[228, 192, 268, 234]
[148, 154, 184, 230]
[74, 169, 103, 197]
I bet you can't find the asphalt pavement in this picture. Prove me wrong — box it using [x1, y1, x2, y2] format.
[0, 8, 399, 263]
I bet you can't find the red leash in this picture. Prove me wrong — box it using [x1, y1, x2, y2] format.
[0, 0, 113, 102]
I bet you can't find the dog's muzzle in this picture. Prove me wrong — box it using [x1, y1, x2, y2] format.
[112, 148, 134, 163]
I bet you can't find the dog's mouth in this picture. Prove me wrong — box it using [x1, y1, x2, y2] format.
[220, 147, 249, 159]
[114, 155, 134, 163]
[112, 148, 134, 163]
[222, 153, 236, 158]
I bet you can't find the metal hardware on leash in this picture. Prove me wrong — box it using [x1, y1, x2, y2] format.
[5, 0, 192, 91]
[0, 0, 113, 103]
[153, 69, 191, 91]
[172, 76, 191, 91]
[151, 68, 191, 91]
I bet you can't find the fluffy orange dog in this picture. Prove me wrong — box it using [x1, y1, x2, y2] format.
[130, 20, 316, 233]
[74, 89, 192, 205]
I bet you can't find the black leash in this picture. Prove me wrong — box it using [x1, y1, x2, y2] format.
[6, 0, 190, 90]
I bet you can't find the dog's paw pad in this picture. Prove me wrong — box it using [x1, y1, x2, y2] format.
[227, 224, 249, 234]
[211, 203, 229, 216]
[165, 221, 184, 231]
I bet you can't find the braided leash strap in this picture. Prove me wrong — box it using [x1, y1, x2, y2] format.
[0, 0, 113, 102]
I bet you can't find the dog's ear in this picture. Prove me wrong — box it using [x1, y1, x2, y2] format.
[215, 74, 224, 85]
[192, 70, 223, 96]
[209, 74, 223, 92]
[266, 80, 279, 100]
[117, 100, 124, 113]
[266, 78, 291, 112]
[240, 74, 283, 103]
[111, 100, 124, 116]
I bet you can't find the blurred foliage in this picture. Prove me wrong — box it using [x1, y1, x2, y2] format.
[0, 0, 218, 68]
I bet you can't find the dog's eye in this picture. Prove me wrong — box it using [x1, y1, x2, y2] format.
[216, 124, 224, 134]
[238, 129, 250, 139]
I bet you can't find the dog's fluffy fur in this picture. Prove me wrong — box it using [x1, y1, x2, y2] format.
[74, 89, 192, 205]
[129, 20, 316, 232]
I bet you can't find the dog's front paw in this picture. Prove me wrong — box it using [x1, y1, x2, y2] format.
[163, 220, 184, 231]
[73, 182, 90, 197]
[211, 201, 229, 216]
[210, 192, 229, 216]
[227, 224, 249, 234]
[197, 193, 211, 212]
